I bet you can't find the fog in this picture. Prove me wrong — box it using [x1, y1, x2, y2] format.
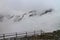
[0, 0, 60, 34]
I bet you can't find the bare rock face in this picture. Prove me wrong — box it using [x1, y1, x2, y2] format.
[0, 15, 4, 22]
[40, 9, 53, 16]
[29, 10, 37, 17]
[5, 15, 14, 19]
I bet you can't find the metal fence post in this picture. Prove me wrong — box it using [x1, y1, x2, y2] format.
[34, 30, 36, 40]
[26, 32, 27, 40]
[16, 32, 17, 40]
[3, 34, 5, 40]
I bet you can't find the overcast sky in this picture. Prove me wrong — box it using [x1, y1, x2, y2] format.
[0, 0, 59, 14]
[0, 0, 60, 34]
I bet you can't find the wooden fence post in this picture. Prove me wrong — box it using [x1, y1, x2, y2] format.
[3, 34, 5, 40]
[26, 32, 27, 40]
[16, 32, 17, 40]
[34, 30, 36, 40]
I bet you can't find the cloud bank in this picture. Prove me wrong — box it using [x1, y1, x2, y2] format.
[0, 0, 60, 34]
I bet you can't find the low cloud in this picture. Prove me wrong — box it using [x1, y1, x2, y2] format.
[0, 0, 60, 33]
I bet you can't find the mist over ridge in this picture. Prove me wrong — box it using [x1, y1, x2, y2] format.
[0, 0, 60, 34]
